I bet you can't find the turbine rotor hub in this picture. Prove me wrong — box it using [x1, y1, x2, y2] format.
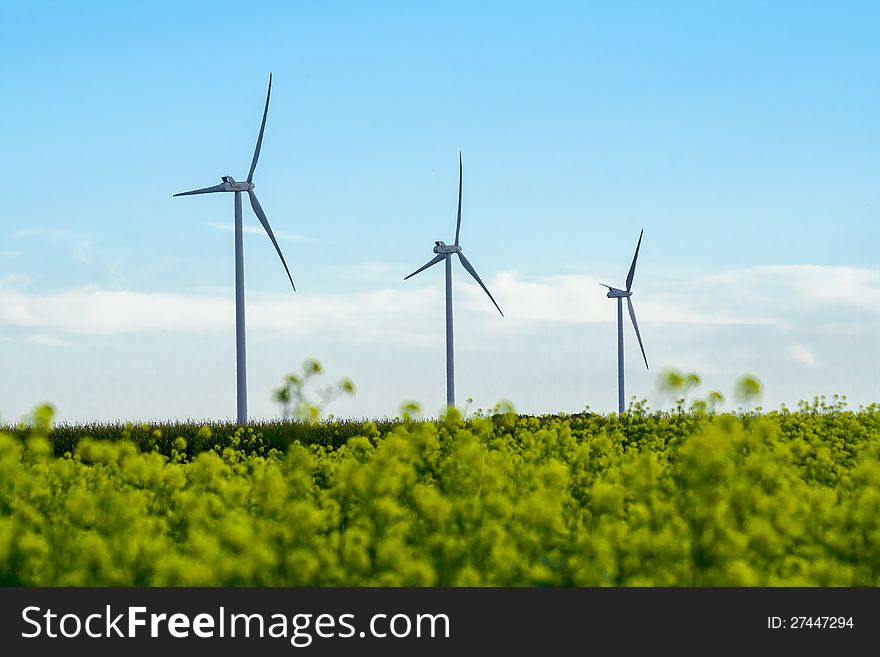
[433, 241, 462, 254]
[221, 176, 255, 192]
[606, 287, 632, 298]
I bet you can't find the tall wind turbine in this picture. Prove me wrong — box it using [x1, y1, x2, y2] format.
[405, 153, 503, 409]
[602, 229, 649, 414]
[174, 74, 294, 425]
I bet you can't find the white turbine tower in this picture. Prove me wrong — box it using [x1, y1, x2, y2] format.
[174, 74, 295, 425]
[602, 229, 649, 414]
[405, 153, 503, 409]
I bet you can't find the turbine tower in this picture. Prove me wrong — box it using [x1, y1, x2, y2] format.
[405, 153, 503, 409]
[174, 74, 294, 425]
[602, 229, 649, 414]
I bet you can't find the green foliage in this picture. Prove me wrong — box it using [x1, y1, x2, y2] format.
[2, 400, 880, 586]
[399, 401, 423, 423]
[707, 390, 725, 411]
[734, 375, 763, 407]
[272, 359, 356, 422]
[657, 369, 703, 413]
[658, 368, 686, 394]
[658, 368, 701, 395]
[5, 417, 402, 459]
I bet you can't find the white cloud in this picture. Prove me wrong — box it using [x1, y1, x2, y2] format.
[24, 334, 68, 348]
[474, 271, 775, 333]
[0, 264, 877, 349]
[789, 344, 817, 367]
[708, 265, 880, 312]
[0, 285, 441, 347]
[816, 322, 868, 336]
[0, 273, 32, 289]
[0, 287, 231, 335]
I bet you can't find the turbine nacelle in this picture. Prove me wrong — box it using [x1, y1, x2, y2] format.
[221, 176, 255, 192]
[433, 240, 462, 254]
[604, 286, 631, 299]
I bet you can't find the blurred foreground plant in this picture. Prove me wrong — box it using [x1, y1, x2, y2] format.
[734, 375, 763, 410]
[273, 358, 355, 422]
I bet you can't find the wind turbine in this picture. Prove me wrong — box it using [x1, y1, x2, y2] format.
[602, 229, 649, 414]
[404, 153, 503, 409]
[174, 74, 294, 425]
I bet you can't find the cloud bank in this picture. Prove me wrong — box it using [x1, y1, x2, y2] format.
[2, 265, 878, 345]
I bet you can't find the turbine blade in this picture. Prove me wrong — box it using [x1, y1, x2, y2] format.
[173, 183, 227, 196]
[454, 152, 463, 246]
[457, 252, 503, 316]
[625, 228, 644, 291]
[247, 190, 295, 291]
[626, 296, 649, 370]
[247, 74, 272, 183]
[404, 253, 444, 280]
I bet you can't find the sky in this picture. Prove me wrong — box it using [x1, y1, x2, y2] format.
[1, 1, 879, 423]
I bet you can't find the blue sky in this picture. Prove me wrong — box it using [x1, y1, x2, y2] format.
[2, 1, 879, 422]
